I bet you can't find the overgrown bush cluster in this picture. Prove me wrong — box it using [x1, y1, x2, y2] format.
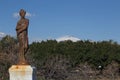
[0, 35, 120, 80]
[30, 39, 120, 68]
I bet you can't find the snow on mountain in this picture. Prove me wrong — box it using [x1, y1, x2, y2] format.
[0, 32, 6, 39]
[56, 35, 80, 42]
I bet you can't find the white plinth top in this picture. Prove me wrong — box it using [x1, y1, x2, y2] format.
[9, 65, 33, 80]
[9, 65, 33, 72]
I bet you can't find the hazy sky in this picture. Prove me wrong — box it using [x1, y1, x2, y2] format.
[0, 0, 120, 43]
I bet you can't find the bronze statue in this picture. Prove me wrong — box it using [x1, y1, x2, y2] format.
[16, 9, 29, 65]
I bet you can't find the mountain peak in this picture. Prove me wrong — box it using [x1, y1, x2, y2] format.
[56, 35, 80, 42]
[0, 32, 6, 39]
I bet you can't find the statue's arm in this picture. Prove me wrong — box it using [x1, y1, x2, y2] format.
[16, 22, 21, 35]
[16, 22, 21, 30]
[16, 19, 29, 34]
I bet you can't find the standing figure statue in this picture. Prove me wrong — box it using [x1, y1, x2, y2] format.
[16, 9, 29, 65]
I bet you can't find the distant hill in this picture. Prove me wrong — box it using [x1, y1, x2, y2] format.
[56, 35, 80, 42]
[0, 32, 6, 40]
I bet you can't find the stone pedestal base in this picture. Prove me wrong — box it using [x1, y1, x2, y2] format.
[9, 65, 35, 80]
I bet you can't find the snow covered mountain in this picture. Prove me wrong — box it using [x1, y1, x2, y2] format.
[0, 32, 6, 40]
[56, 35, 80, 42]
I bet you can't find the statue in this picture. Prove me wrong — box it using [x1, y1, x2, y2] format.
[16, 9, 29, 65]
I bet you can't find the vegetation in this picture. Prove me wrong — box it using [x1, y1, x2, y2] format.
[0, 36, 120, 80]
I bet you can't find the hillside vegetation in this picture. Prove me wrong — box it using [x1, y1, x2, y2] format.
[0, 35, 120, 80]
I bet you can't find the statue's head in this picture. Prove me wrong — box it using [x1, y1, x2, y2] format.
[19, 9, 26, 18]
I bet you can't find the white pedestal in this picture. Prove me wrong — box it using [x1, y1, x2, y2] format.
[9, 65, 34, 80]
